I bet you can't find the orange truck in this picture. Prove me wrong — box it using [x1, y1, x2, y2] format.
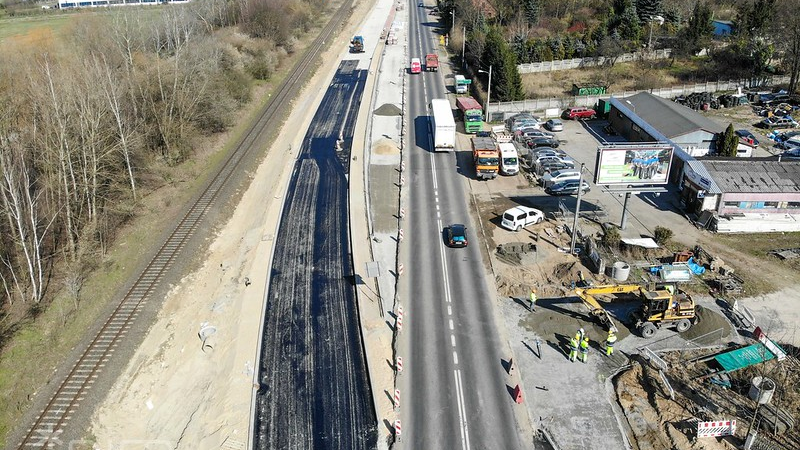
[425, 53, 439, 71]
[471, 137, 499, 180]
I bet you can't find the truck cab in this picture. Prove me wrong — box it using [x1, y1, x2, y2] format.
[410, 58, 422, 74]
[425, 54, 439, 71]
[454, 75, 468, 94]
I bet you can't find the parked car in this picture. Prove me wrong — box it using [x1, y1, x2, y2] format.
[545, 180, 591, 196]
[536, 161, 574, 176]
[525, 136, 560, 148]
[529, 148, 566, 159]
[780, 148, 800, 158]
[758, 116, 798, 129]
[540, 169, 581, 188]
[446, 224, 468, 247]
[777, 136, 800, 150]
[518, 127, 545, 137]
[501, 206, 544, 231]
[532, 153, 573, 165]
[511, 121, 540, 132]
[545, 119, 564, 131]
[734, 129, 760, 146]
[564, 107, 597, 120]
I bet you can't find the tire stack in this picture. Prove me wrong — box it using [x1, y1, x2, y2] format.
[674, 92, 719, 110]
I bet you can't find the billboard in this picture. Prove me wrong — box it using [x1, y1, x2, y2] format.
[594, 144, 674, 185]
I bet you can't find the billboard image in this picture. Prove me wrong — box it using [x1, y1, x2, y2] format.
[594, 144, 674, 185]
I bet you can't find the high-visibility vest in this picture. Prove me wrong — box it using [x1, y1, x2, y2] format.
[569, 338, 578, 350]
[580, 339, 589, 350]
[607, 334, 617, 347]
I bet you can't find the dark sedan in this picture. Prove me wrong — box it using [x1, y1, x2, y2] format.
[446, 224, 468, 247]
[735, 129, 759, 146]
[545, 180, 591, 196]
[525, 136, 560, 148]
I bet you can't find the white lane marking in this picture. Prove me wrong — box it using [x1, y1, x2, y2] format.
[451, 335, 456, 347]
[449, 319, 454, 330]
[452, 351, 459, 365]
[447, 305, 452, 315]
[454, 369, 471, 450]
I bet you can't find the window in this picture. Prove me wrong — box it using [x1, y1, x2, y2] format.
[764, 202, 779, 208]
[788, 202, 800, 209]
[723, 201, 739, 208]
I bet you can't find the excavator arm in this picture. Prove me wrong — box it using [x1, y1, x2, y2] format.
[574, 285, 643, 333]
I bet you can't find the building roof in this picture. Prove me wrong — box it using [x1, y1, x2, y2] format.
[625, 92, 726, 138]
[702, 159, 800, 193]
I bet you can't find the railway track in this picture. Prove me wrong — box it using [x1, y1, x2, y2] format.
[15, 1, 353, 447]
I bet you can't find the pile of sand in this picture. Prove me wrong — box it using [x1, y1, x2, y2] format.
[374, 103, 401, 116]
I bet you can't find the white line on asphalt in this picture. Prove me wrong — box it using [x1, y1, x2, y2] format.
[451, 335, 456, 347]
[447, 305, 452, 315]
[454, 369, 471, 450]
[449, 319, 454, 330]
[452, 351, 459, 364]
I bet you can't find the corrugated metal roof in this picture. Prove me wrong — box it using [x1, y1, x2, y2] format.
[702, 160, 800, 193]
[625, 92, 726, 138]
[687, 160, 723, 194]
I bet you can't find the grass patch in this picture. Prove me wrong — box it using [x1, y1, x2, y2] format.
[0, 13, 74, 44]
[713, 232, 800, 272]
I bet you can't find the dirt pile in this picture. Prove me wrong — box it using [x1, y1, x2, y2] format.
[374, 103, 401, 116]
[615, 361, 735, 450]
[680, 306, 734, 343]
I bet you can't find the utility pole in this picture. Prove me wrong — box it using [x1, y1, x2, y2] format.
[461, 26, 466, 69]
[485, 65, 492, 122]
[569, 163, 586, 255]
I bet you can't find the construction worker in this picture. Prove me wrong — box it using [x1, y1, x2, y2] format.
[606, 330, 617, 357]
[529, 290, 537, 312]
[574, 328, 584, 344]
[568, 336, 579, 362]
[580, 336, 590, 363]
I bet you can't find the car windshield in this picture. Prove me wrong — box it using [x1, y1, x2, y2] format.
[503, 213, 514, 221]
[477, 157, 499, 165]
[503, 157, 518, 165]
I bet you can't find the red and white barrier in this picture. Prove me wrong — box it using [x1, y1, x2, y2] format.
[397, 263, 404, 277]
[396, 356, 403, 374]
[697, 420, 736, 438]
[394, 419, 401, 440]
[396, 314, 403, 332]
[400, 176, 405, 186]
[394, 389, 401, 410]
[401, 161, 406, 172]
[398, 229, 404, 242]
[399, 207, 405, 218]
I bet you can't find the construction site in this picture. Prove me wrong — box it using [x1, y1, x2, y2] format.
[473, 178, 800, 450]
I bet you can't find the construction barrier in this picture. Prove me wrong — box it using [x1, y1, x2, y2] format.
[398, 229, 404, 242]
[397, 263, 404, 277]
[697, 420, 736, 438]
[396, 356, 403, 374]
[394, 389, 400, 410]
[399, 207, 405, 218]
[394, 420, 401, 440]
[512, 384, 523, 404]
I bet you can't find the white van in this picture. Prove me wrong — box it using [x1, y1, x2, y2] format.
[499, 143, 519, 175]
[454, 75, 468, 94]
[541, 169, 581, 188]
[501, 206, 544, 231]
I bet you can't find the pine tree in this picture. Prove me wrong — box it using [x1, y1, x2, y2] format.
[717, 124, 739, 157]
[635, 0, 661, 22]
[482, 28, 524, 102]
[521, 0, 540, 25]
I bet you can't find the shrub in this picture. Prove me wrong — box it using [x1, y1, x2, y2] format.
[601, 225, 621, 249]
[653, 226, 673, 245]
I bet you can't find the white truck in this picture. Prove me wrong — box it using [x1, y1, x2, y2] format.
[498, 143, 519, 175]
[491, 125, 513, 143]
[430, 99, 456, 151]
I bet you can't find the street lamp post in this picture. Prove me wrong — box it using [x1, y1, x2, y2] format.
[569, 163, 586, 255]
[478, 65, 492, 122]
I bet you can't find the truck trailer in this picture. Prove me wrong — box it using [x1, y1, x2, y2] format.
[430, 99, 456, 151]
[456, 96, 483, 134]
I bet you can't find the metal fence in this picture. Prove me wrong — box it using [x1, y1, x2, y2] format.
[486, 75, 792, 121]
[517, 49, 673, 74]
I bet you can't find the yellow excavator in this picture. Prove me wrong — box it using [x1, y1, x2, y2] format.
[574, 283, 697, 338]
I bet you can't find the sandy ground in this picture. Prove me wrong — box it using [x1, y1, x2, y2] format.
[89, 4, 374, 448]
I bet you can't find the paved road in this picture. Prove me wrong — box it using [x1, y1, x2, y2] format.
[253, 60, 377, 450]
[401, 3, 523, 449]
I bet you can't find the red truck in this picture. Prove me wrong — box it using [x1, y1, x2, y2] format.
[425, 54, 439, 71]
[564, 106, 597, 120]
